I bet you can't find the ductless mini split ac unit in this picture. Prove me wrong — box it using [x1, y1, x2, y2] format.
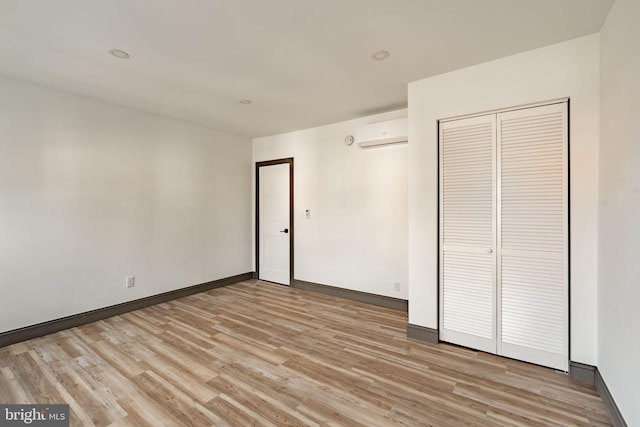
[354, 117, 408, 148]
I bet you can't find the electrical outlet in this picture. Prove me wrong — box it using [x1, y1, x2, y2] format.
[394, 281, 401, 292]
[126, 276, 135, 288]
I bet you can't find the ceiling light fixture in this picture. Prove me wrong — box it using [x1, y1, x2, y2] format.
[239, 99, 252, 105]
[109, 49, 130, 59]
[372, 50, 390, 61]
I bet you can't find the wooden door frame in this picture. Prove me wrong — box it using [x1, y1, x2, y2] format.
[255, 158, 294, 285]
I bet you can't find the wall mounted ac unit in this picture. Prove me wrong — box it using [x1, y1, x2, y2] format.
[355, 118, 408, 148]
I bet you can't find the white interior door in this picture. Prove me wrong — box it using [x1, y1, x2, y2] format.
[439, 101, 568, 371]
[259, 163, 291, 285]
[439, 114, 497, 354]
[497, 102, 568, 371]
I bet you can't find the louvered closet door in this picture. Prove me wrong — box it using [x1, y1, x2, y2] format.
[439, 114, 496, 353]
[497, 102, 568, 371]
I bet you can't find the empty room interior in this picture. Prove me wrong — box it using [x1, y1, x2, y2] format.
[0, 0, 638, 426]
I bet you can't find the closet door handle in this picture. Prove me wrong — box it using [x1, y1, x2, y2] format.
[486, 249, 493, 254]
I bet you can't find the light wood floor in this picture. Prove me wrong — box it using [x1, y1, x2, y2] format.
[0, 280, 611, 426]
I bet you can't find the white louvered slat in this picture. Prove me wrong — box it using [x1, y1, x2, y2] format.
[501, 256, 565, 353]
[439, 114, 496, 354]
[441, 117, 494, 248]
[497, 102, 568, 371]
[443, 251, 494, 339]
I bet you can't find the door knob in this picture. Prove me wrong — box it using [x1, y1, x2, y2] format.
[487, 249, 493, 253]
[280, 228, 289, 234]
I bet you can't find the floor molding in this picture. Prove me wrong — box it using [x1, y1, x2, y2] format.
[292, 279, 407, 311]
[406, 323, 439, 344]
[595, 368, 628, 427]
[569, 361, 596, 385]
[569, 362, 628, 426]
[0, 272, 254, 348]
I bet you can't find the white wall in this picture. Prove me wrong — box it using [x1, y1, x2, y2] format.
[253, 110, 408, 299]
[408, 34, 600, 365]
[599, 0, 640, 424]
[0, 75, 252, 333]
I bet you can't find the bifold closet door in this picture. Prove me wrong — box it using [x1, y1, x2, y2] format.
[439, 114, 497, 354]
[439, 101, 568, 371]
[497, 102, 568, 371]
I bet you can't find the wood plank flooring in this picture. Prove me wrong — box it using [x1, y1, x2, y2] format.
[0, 280, 611, 426]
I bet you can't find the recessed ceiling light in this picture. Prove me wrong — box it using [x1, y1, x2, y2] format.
[239, 99, 252, 105]
[109, 49, 130, 59]
[372, 50, 390, 61]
